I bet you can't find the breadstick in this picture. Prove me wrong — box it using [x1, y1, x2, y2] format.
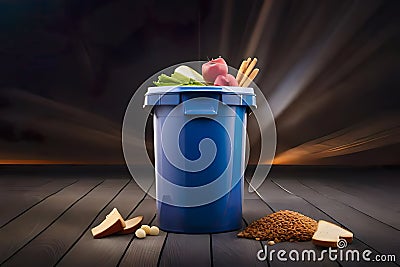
[242, 58, 257, 81]
[236, 60, 247, 81]
[243, 57, 251, 69]
[236, 57, 251, 84]
[241, 68, 259, 87]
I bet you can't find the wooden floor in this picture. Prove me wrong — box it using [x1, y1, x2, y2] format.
[0, 167, 399, 267]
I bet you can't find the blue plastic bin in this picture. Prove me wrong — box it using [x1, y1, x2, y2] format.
[144, 86, 256, 233]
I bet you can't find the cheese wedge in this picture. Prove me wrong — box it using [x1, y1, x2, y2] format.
[91, 208, 126, 238]
[312, 220, 353, 247]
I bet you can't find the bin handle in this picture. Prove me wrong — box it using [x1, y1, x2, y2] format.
[183, 97, 219, 115]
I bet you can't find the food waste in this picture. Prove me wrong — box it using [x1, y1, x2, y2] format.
[238, 210, 354, 248]
[153, 57, 259, 87]
[91, 208, 161, 239]
[237, 210, 318, 243]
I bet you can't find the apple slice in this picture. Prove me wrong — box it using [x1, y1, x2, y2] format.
[312, 220, 353, 247]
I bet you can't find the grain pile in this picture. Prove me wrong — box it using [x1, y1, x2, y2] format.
[237, 210, 318, 243]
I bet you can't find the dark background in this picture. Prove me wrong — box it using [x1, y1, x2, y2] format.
[0, 0, 399, 166]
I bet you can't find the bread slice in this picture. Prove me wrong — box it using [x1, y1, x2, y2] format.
[118, 216, 143, 234]
[91, 208, 126, 238]
[312, 220, 353, 247]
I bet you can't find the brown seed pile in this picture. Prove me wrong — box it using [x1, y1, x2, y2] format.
[237, 210, 317, 243]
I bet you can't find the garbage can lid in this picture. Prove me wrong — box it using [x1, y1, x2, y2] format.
[144, 86, 256, 107]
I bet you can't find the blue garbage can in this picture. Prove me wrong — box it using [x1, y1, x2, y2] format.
[144, 86, 256, 233]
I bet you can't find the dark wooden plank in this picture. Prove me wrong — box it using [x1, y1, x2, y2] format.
[311, 177, 400, 215]
[119, 217, 166, 267]
[243, 182, 274, 266]
[120, 221, 166, 267]
[57, 181, 149, 267]
[0, 177, 52, 188]
[157, 182, 267, 267]
[253, 179, 341, 267]
[272, 178, 399, 266]
[159, 233, 210, 267]
[4, 179, 129, 266]
[243, 180, 274, 223]
[213, 230, 266, 267]
[243, 199, 273, 227]
[210, 183, 267, 267]
[0, 178, 77, 227]
[57, 194, 155, 266]
[0, 179, 101, 264]
[300, 178, 400, 230]
[245, 180, 340, 267]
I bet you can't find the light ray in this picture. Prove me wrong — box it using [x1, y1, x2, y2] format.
[273, 113, 400, 165]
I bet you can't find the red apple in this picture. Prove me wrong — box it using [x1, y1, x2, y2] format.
[214, 74, 238, 86]
[202, 58, 228, 84]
